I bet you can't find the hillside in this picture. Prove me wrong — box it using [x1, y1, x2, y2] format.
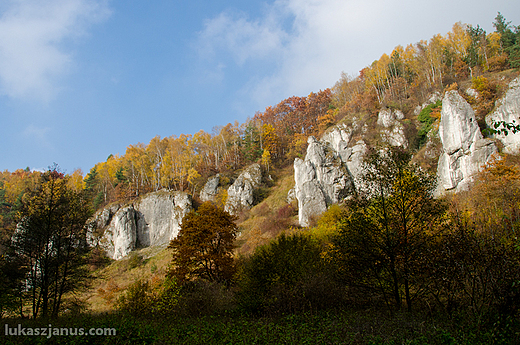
[1, 13, 520, 344]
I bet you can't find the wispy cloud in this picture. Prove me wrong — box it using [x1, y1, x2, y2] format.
[197, 8, 288, 66]
[196, 0, 514, 113]
[23, 124, 52, 149]
[196, 0, 391, 109]
[0, 0, 111, 101]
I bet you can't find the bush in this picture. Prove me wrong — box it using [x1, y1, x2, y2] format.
[174, 279, 236, 317]
[238, 233, 343, 315]
[116, 280, 153, 316]
[416, 100, 442, 148]
[127, 252, 143, 269]
[116, 277, 181, 317]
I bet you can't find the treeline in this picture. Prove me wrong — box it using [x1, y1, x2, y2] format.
[333, 13, 520, 115]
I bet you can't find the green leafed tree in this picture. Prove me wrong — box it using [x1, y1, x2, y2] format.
[168, 201, 238, 285]
[333, 146, 445, 312]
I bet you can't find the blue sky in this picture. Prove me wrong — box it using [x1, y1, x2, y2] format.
[1, 0, 519, 174]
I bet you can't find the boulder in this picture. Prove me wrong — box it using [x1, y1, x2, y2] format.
[224, 163, 262, 215]
[200, 174, 221, 202]
[485, 76, 520, 153]
[436, 90, 497, 194]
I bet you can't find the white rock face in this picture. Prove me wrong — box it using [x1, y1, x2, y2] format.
[294, 134, 355, 227]
[436, 90, 497, 194]
[377, 108, 408, 148]
[90, 190, 192, 260]
[486, 76, 520, 153]
[136, 191, 192, 248]
[200, 174, 220, 202]
[345, 140, 368, 187]
[102, 206, 137, 260]
[224, 164, 262, 215]
[320, 123, 353, 162]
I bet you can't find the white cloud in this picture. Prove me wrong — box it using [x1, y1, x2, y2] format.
[197, 8, 288, 66]
[0, 0, 111, 101]
[198, 0, 520, 112]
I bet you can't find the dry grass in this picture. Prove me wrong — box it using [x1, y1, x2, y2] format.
[80, 245, 173, 313]
[235, 165, 299, 255]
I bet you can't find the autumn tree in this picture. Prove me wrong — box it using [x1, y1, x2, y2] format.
[168, 201, 238, 285]
[11, 166, 92, 318]
[333, 146, 445, 312]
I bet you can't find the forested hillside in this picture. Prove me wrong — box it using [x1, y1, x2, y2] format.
[1, 13, 520, 344]
[1, 13, 519, 216]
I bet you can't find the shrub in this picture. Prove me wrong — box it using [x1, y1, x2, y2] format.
[153, 276, 181, 315]
[127, 252, 143, 269]
[417, 100, 442, 148]
[116, 277, 181, 317]
[116, 280, 153, 316]
[174, 279, 236, 317]
[238, 233, 342, 315]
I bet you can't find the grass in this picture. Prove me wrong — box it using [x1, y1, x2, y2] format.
[81, 245, 173, 313]
[2, 309, 517, 345]
[235, 164, 299, 255]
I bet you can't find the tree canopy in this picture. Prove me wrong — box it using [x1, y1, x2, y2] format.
[168, 201, 239, 285]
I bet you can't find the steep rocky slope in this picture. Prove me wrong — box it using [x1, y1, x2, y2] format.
[292, 77, 520, 226]
[90, 76, 520, 257]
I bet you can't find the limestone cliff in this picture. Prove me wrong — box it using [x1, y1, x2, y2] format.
[89, 190, 192, 260]
[436, 90, 497, 194]
[200, 174, 221, 202]
[377, 108, 408, 148]
[294, 126, 358, 227]
[486, 76, 520, 153]
[224, 163, 262, 215]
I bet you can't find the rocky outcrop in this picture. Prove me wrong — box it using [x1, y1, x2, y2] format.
[377, 108, 408, 148]
[89, 190, 192, 260]
[436, 90, 497, 194]
[101, 206, 137, 260]
[224, 164, 262, 215]
[294, 132, 356, 227]
[486, 76, 520, 153]
[414, 92, 442, 115]
[135, 191, 192, 248]
[200, 174, 221, 202]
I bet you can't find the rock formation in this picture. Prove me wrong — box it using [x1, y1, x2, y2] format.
[486, 76, 520, 153]
[377, 108, 408, 148]
[294, 128, 357, 227]
[224, 163, 262, 215]
[436, 90, 497, 194]
[200, 174, 221, 202]
[89, 190, 192, 260]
